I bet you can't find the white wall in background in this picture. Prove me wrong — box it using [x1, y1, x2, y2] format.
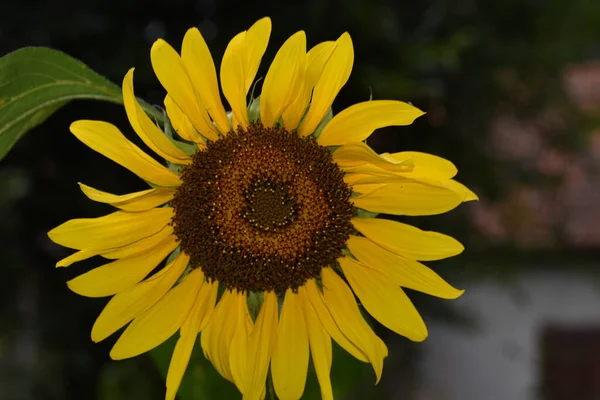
[417, 271, 600, 400]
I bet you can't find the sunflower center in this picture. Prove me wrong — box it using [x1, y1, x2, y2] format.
[171, 123, 354, 293]
[242, 178, 298, 231]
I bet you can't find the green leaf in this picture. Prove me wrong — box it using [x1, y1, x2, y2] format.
[0, 47, 163, 161]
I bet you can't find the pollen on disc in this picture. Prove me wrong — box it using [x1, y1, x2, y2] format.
[171, 123, 355, 293]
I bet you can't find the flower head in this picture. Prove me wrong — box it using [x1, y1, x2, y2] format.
[48, 17, 476, 400]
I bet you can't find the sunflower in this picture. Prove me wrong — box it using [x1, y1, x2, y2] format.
[48, 17, 476, 400]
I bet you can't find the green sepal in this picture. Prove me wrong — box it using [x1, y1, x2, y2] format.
[167, 162, 183, 174]
[312, 107, 333, 139]
[327, 145, 341, 153]
[248, 96, 261, 123]
[247, 77, 263, 124]
[173, 140, 197, 156]
[341, 247, 356, 260]
[314, 274, 325, 292]
[161, 109, 197, 156]
[165, 246, 181, 266]
[330, 259, 344, 275]
[161, 108, 173, 139]
[247, 291, 264, 322]
[354, 208, 379, 219]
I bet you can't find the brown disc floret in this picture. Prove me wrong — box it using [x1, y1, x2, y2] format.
[171, 123, 354, 293]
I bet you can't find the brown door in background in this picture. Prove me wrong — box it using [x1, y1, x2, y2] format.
[541, 326, 600, 400]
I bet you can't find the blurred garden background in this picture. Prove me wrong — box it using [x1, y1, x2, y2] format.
[2, 0, 600, 399]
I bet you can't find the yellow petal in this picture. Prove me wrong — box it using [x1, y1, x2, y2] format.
[69, 120, 180, 187]
[300, 290, 333, 400]
[345, 171, 476, 205]
[298, 33, 353, 136]
[333, 141, 413, 172]
[221, 18, 272, 130]
[305, 42, 336, 85]
[336, 145, 414, 175]
[195, 280, 219, 333]
[67, 234, 178, 298]
[164, 95, 203, 144]
[272, 290, 309, 400]
[166, 275, 217, 400]
[229, 292, 253, 394]
[341, 162, 415, 177]
[343, 173, 377, 186]
[352, 180, 463, 216]
[382, 151, 457, 179]
[55, 226, 175, 267]
[260, 31, 307, 127]
[244, 18, 272, 93]
[318, 100, 425, 147]
[55, 248, 100, 268]
[244, 291, 278, 400]
[122, 69, 191, 164]
[151, 39, 218, 141]
[110, 268, 203, 360]
[181, 28, 230, 134]
[282, 41, 336, 130]
[101, 225, 175, 260]
[348, 182, 387, 195]
[344, 172, 414, 185]
[48, 208, 173, 250]
[347, 236, 464, 299]
[165, 329, 195, 400]
[78, 183, 174, 212]
[339, 256, 428, 342]
[91, 252, 189, 342]
[184, 280, 218, 336]
[301, 280, 368, 363]
[320, 268, 388, 383]
[351, 217, 464, 261]
[442, 179, 479, 201]
[221, 32, 249, 130]
[200, 290, 237, 383]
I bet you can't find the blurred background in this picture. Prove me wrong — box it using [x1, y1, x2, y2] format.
[2, 0, 600, 399]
